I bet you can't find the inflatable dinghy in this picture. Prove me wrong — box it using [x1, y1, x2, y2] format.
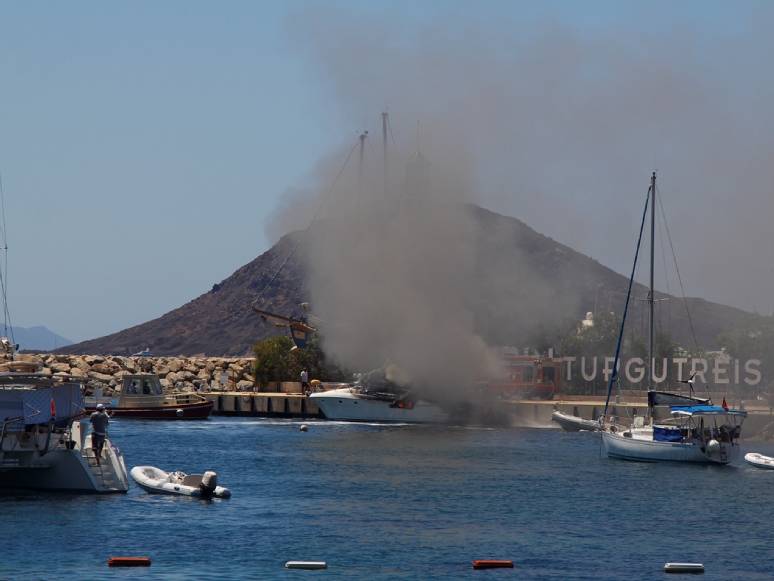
[744, 452, 774, 470]
[130, 466, 231, 498]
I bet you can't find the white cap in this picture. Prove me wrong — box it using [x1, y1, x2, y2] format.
[96, 403, 105, 410]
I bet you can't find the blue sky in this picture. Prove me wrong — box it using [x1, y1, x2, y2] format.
[1, 1, 772, 342]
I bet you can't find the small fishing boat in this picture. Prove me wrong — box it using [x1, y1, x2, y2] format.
[130, 466, 231, 498]
[744, 452, 774, 470]
[551, 409, 600, 432]
[85, 373, 213, 419]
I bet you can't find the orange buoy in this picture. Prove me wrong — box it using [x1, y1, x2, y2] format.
[472, 559, 514, 570]
[107, 556, 152, 567]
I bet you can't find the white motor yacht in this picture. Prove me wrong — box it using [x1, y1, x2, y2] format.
[310, 386, 449, 423]
[0, 365, 129, 493]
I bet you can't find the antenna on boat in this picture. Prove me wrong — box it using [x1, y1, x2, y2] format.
[648, 171, 656, 392]
[0, 172, 13, 348]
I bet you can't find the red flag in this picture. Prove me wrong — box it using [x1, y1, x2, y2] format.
[721, 397, 729, 411]
[50, 397, 57, 418]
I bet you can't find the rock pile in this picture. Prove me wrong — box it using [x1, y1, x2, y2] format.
[15, 354, 255, 395]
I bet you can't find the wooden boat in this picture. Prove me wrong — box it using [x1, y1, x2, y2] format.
[130, 465, 231, 498]
[744, 452, 774, 469]
[85, 373, 213, 419]
[551, 409, 600, 432]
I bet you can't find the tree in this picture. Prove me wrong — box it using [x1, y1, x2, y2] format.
[253, 336, 294, 388]
[253, 334, 351, 388]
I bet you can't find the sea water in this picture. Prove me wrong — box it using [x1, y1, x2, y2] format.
[1, 418, 773, 580]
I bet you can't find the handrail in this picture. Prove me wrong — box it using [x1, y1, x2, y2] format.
[0, 415, 24, 450]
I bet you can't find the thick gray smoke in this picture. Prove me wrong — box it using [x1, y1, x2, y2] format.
[300, 132, 501, 397]
[269, 7, 774, 317]
[265, 7, 774, 394]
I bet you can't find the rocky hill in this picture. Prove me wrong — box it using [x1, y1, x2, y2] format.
[57, 205, 761, 356]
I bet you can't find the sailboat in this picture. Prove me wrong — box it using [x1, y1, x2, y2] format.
[600, 173, 746, 464]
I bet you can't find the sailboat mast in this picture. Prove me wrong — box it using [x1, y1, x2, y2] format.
[358, 130, 368, 192]
[381, 112, 388, 197]
[648, 171, 656, 390]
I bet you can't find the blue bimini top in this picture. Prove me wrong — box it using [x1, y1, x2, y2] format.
[670, 405, 747, 417]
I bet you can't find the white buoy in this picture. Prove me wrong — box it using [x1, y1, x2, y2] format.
[664, 562, 704, 574]
[175, 408, 184, 417]
[284, 561, 326, 570]
[299, 424, 308, 432]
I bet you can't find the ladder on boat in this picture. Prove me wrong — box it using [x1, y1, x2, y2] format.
[82, 448, 122, 491]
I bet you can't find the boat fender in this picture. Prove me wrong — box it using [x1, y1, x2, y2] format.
[664, 562, 704, 574]
[175, 408, 184, 417]
[200, 471, 217, 496]
[299, 424, 308, 432]
[706, 439, 720, 455]
[285, 561, 327, 570]
[108, 556, 152, 567]
[472, 560, 514, 569]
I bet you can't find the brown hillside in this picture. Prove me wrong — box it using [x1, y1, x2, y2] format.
[57, 205, 761, 356]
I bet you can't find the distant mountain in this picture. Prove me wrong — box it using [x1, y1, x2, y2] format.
[10, 325, 73, 352]
[56, 204, 763, 356]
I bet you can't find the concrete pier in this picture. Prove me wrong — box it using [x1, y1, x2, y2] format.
[206, 393, 323, 419]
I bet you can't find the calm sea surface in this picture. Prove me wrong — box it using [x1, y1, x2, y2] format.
[2, 418, 773, 580]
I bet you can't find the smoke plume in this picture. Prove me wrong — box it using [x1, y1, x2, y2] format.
[265, 6, 774, 396]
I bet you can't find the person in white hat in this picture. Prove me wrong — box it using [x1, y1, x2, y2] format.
[89, 403, 110, 465]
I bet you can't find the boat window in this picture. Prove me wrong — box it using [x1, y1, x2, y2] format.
[543, 367, 556, 384]
[126, 380, 139, 395]
[142, 380, 152, 395]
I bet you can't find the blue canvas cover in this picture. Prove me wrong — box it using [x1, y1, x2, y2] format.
[671, 405, 730, 415]
[21, 384, 84, 425]
[653, 426, 683, 442]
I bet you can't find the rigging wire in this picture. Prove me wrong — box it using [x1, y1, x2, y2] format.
[603, 183, 651, 419]
[252, 138, 361, 309]
[656, 184, 700, 354]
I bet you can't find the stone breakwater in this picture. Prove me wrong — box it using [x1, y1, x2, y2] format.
[16, 354, 255, 395]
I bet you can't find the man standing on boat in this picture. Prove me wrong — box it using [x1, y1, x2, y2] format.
[90, 403, 110, 466]
[300, 369, 309, 395]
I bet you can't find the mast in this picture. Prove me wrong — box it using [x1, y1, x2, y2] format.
[358, 130, 368, 192]
[381, 112, 388, 197]
[648, 171, 656, 390]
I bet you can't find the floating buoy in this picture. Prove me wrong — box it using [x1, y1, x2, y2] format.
[176, 408, 184, 417]
[664, 562, 704, 574]
[472, 560, 514, 570]
[284, 561, 327, 570]
[299, 424, 308, 432]
[107, 556, 152, 567]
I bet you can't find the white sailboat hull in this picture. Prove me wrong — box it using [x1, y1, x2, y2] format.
[310, 388, 448, 423]
[601, 430, 734, 464]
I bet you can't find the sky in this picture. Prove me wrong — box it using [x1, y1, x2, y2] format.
[1, 1, 773, 342]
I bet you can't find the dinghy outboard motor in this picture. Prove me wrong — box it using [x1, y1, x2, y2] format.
[200, 471, 218, 497]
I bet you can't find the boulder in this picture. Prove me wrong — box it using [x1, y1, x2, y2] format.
[50, 362, 70, 373]
[88, 371, 114, 383]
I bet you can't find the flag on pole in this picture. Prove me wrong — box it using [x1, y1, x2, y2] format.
[721, 397, 729, 411]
